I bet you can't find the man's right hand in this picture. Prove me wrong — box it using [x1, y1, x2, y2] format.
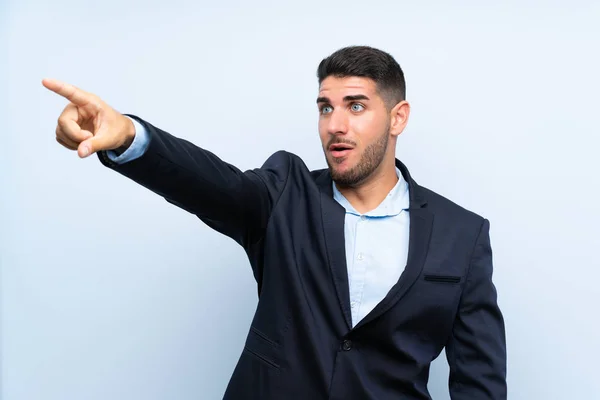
[43, 78, 135, 158]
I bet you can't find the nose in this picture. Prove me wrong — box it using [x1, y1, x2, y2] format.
[326, 109, 349, 136]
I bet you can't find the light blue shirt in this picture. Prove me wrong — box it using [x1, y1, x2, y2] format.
[108, 119, 411, 327]
[332, 170, 410, 327]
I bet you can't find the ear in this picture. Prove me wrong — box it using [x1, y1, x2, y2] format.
[389, 100, 410, 137]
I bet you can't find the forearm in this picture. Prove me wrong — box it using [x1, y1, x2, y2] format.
[97, 115, 286, 245]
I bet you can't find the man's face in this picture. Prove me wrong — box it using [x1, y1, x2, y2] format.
[317, 76, 392, 186]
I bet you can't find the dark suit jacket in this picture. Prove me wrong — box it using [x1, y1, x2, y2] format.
[98, 115, 507, 399]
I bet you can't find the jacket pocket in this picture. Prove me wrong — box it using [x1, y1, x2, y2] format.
[243, 327, 281, 370]
[424, 274, 461, 284]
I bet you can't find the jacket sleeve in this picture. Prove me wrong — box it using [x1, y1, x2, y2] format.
[97, 114, 289, 248]
[445, 218, 507, 399]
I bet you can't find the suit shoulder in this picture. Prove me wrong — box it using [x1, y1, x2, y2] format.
[261, 150, 307, 169]
[260, 151, 332, 193]
[418, 184, 487, 226]
[260, 150, 322, 179]
[253, 150, 315, 185]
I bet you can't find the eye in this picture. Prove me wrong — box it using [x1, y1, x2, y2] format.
[320, 105, 333, 115]
[351, 103, 365, 112]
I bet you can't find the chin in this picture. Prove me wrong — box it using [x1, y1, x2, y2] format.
[328, 161, 357, 184]
[328, 156, 353, 173]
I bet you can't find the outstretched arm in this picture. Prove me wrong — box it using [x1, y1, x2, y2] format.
[44, 78, 288, 247]
[98, 115, 288, 246]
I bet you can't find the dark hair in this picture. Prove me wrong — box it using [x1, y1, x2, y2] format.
[316, 45, 406, 108]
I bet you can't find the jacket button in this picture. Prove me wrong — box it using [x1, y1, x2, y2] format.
[342, 339, 353, 351]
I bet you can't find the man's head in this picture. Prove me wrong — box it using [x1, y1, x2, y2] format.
[316, 46, 410, 187]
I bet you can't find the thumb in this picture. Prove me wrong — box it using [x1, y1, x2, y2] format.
[77, 129, 113, 158]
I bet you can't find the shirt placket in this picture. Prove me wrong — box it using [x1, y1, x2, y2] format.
[349, 215, 368, 326]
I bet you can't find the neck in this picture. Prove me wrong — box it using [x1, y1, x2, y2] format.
[335, 157, 398, 214]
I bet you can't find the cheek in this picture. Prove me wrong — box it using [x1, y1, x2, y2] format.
[318, 122, 328, 145]
[352, 114, 386, 141]
[349, 116, 373, 141]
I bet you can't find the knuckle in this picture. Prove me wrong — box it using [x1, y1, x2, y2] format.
[57, 115, 70, 128]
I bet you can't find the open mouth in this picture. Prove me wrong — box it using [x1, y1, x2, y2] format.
[329, 143, 354, 158]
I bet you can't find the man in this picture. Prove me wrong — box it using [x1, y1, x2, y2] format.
[44, 46, 506, 399]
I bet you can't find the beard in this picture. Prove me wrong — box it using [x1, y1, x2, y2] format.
[326, 123, 390, 187]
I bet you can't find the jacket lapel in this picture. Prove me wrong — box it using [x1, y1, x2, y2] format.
[354, 159, 434, 329]
[316, 171, 353, 331]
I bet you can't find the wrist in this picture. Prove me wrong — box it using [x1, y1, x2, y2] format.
[116, 116, 136, 154]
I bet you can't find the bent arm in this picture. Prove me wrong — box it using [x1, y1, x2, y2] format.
[445, 219, 507, 399]
[97, 114, 288, 247]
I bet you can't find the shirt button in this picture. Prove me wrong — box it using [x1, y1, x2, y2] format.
[360, 215, 367, 221]
[351, 302, 356, 309]
[342, 339, 353, 351]
[357, 253, 364, 261]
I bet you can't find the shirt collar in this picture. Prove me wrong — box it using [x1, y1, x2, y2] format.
[332, 167, 410, 217]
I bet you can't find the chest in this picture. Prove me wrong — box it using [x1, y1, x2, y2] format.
[343, 212, 411, 326]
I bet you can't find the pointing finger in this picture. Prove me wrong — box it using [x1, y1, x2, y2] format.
[42, 78, 95, 107]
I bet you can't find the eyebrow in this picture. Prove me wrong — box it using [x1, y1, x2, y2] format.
[316, 94, 370, 104]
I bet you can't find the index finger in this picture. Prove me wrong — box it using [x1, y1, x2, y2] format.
[42, 78, 93, 106]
